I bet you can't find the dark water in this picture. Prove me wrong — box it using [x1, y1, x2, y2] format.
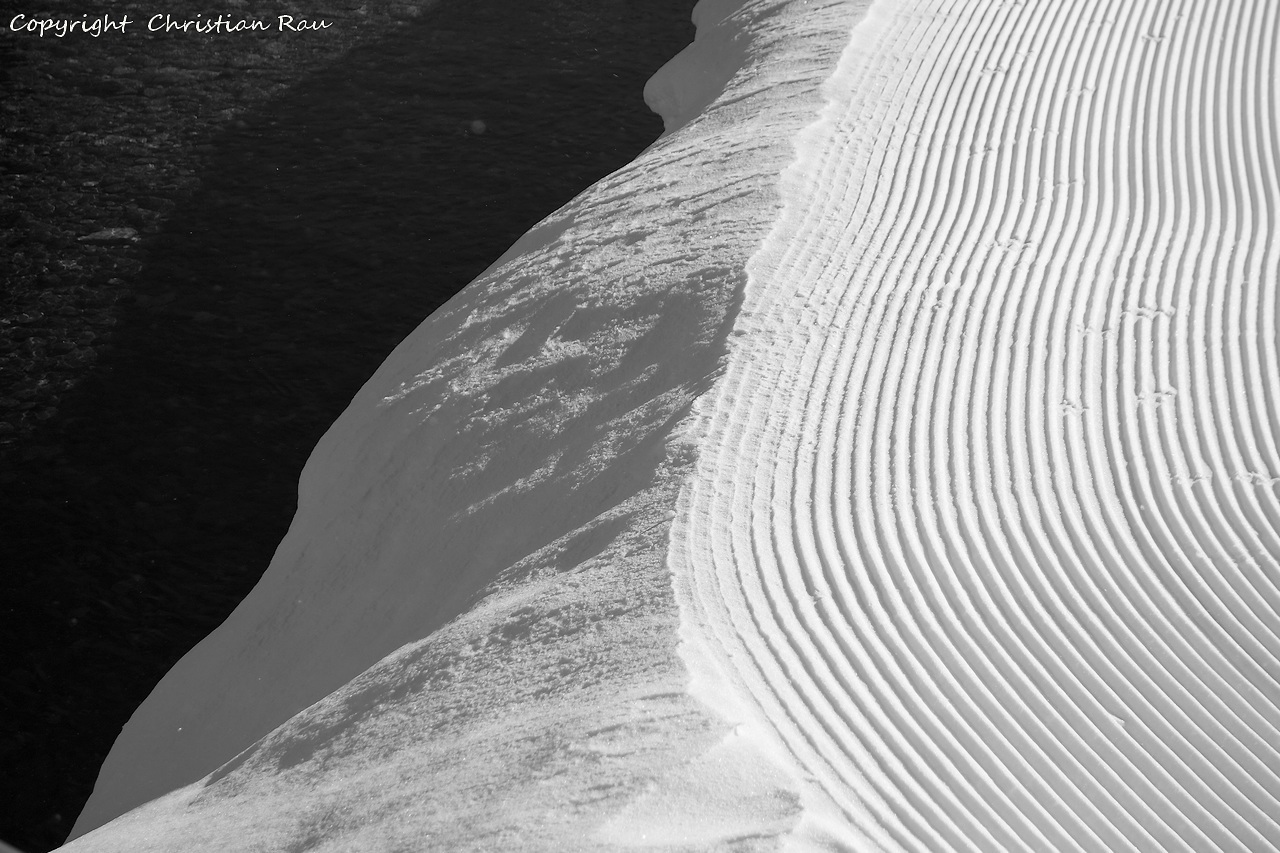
[0, 1, 694, 849]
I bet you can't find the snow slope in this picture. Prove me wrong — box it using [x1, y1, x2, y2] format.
[62, 0, 1280, 849]
[673, 0, 1280, 849]
[61, 0, 862, 849]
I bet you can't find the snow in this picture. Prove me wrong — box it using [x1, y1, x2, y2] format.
[60, 0, 1280, 849]
[672, 0, 1280, 848]
[61, 0, 862, 849]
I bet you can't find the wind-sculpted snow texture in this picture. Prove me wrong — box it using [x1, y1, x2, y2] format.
[674, 0, 1280, 849]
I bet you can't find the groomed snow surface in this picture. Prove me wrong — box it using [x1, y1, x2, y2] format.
[61, 0, 1279, 850]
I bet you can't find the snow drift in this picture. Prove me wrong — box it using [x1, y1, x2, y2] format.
[62, 0, 861, 849]
[63, 0, 1280, 849]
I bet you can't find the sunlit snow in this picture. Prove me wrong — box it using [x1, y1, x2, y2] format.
[61, 0, 1280, 850]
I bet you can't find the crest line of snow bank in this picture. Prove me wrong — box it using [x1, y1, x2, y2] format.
[672, 0, 1280, 848]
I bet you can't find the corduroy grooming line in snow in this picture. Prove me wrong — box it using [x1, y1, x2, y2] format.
[673, 0, 1280, 849]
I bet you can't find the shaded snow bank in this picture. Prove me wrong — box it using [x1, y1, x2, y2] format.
[63, 0, 864, 849]
[643, 0, 748, 137]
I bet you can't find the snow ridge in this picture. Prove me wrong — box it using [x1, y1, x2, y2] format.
[61, 1, 869, 850]
[673, 0, 1280, 849]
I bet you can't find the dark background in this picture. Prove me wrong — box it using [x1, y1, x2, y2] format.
[0, 0, 694, 848]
